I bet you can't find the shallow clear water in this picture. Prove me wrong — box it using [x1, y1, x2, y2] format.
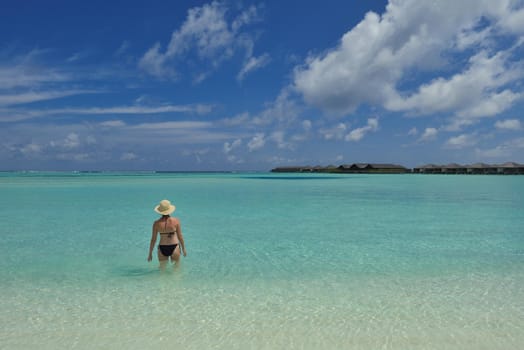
[1, 172, 523, 349]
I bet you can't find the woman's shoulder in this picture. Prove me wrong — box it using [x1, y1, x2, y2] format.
[153, 216, 179, 225]
[153, 218, 163, 225]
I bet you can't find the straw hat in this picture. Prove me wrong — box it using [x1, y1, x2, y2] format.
[154, 199, 176, 215]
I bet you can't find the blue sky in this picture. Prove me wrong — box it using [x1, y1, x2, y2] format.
[1, 0, 523, 171]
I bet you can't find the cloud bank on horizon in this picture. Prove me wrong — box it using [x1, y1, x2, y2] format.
[0, 0, 523, 170]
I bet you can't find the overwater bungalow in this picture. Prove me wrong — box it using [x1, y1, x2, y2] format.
[467, 163, 493, 174]
[338, 163, 408, 173]
[273, 162, 524, 174]
[441, 163, 467, 174]
[413, 162, 524, 175]
[496, 162, 524, 174]
[272, 163, 408, 173]
[413, 164, 439, 174]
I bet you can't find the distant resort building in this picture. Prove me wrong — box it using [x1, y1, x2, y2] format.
[413, 162, 524, 175]
[271, 162, 524, 174]
[338, 163, 409, 173]
[271, 163, 409, 174]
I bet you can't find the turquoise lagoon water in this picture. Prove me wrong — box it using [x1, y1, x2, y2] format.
[0, 172, 523, 349]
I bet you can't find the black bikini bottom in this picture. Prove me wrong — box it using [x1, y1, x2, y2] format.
[158, 244, 178, 257]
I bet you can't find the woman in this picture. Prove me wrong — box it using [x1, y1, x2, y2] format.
[148, 199, 186, 269]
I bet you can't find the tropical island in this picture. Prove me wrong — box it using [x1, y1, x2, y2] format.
[271, 162, 524, 175]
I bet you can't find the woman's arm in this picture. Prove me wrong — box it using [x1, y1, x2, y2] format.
[176, 220, 187, 256]
[147, 222, 158, 261]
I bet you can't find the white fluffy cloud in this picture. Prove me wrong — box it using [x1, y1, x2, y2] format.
[475, 146, 510, 158]
[63, 133, 80, 149]
[476, 137, 524, 158]
[345, 118, 378, 142]
[223, 138, 242, 153]
[247, 133, 265, 151]
[495, 118, 522, 130]
[293, 0, 524, 123]
[269, 130, 294, 149]
[120, 152, 137, 161]
[237, 54, 270, 81]
[20, 143, 42, 156]
[4, 128, 101, 163]
[387, 51, 523, 119]
[259, 90, 301, 125]
[49, 132, 82, 150]
[139, 2, 267, 81]
[319, 123, 347, 140]
[444, 133, 478, 149]
[302, 120, 312, 131]
[418, 127, 438, 142]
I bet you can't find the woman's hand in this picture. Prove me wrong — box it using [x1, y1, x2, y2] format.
[147, 253, 153, 262]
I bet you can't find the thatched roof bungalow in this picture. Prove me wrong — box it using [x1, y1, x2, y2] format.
[414, 163, 473, 174]
[338, 163, 408, 173]
[272, 162, 524, 174]
[413, 164, 440, 174]
[466, 163, 491, 174]
[441, 163, 468, 174]
[414, 162, 524, 175]
[272, 163, 408, 173]
[496, 162, 524, 174]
